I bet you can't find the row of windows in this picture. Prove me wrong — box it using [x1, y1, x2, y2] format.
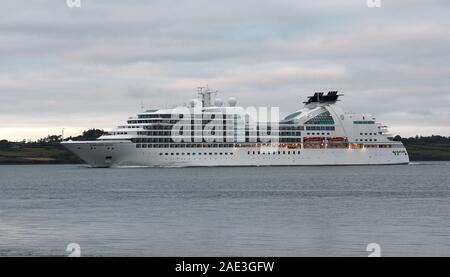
[280, 126, 304, 131]
[132, 119, 310, 129]
[137, 138, 172, 143]
[140, 114, 172, 119]
[380, 144, 394, 148]
[118, 126, 140, 129]
[131, 123, 309, 132]
[132, 119, 247, 124]
[129, 120, 178, 124]
[135, 143, 303, 149]
[278, 132, 302, 136]
[142, 125, 302, 131]
[139, 131, 172, 136]
[136, 143, 236, 148]
[360, 132, 380, 136]
[159, 152, 234, 156]
[305, 126, 335, 131]
[248, 151, 300, 155]
[354, 121, 375, 124]
[306, 132, 331, 136]
[138, 114, 170, 119]
[137, 131, 303, 137]
[144, 125, 173, 130]
[133, 137, 302, 145]
[133, 137, 302, 144]
[365, 145, 378, 148]
[279, 138, 303, 143]
[152, 151, 303, 156]
[151, 145, 390, 152]
[130, 119, 247, 125]
[133, 143, 398, 149]
[356, 139, 378, 142]
[139, 114, 242, 119]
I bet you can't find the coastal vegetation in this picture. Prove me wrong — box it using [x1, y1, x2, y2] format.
[395, 135, 450, 162]
[0, 129, 105, 164]
[0, 130, 449, 164]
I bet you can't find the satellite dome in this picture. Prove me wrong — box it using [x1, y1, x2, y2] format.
[189, 99, 199, 107]
[228, 97, 237, 107]
[214, 98, 223, 107]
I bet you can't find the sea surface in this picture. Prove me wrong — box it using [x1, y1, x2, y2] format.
[0, 162, 449, 257]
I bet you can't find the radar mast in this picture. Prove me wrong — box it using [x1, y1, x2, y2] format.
[197, 86, 218, 107]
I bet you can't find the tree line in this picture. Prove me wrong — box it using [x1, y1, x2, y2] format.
[0, 129, 106, 148]
[394, 135, 450, 146]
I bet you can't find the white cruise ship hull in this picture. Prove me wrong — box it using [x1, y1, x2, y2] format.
[62, 141, 410, 168]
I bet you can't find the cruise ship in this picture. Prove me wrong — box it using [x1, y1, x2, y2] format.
[62, 88, 410, 167]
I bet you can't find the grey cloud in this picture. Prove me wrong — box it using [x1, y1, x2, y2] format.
[0, 0, 450, 140]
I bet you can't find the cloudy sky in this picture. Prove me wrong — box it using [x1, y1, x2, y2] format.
[1, 0, 449, 140]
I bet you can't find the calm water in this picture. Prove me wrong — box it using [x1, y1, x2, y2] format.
[0, 163, 449, 257]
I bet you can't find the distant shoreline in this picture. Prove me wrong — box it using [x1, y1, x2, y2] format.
[1, 148, 449, 165]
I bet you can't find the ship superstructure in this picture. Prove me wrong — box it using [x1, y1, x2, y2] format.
[62, 89, 409, 167]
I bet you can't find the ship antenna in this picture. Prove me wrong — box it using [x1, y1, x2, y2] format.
[197, 85, 217, 107]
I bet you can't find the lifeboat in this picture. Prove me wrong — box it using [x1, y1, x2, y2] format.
[303, 137, 323, 143]
[327, 137, 346, 143]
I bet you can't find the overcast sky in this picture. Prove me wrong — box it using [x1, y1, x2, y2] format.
[1, 0, 449, 140]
